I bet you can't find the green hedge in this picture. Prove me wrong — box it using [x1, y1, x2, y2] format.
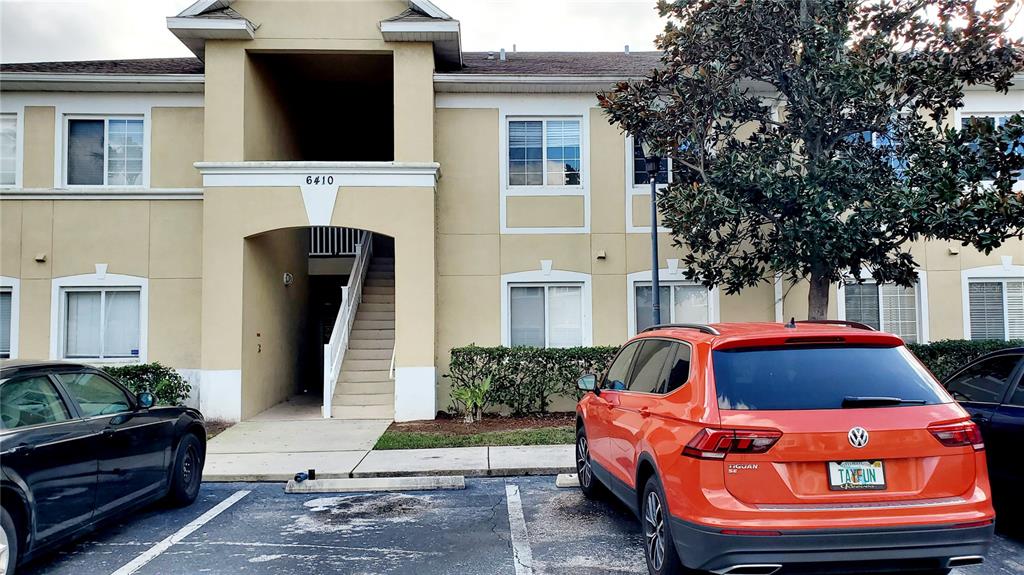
[446, 345, 618, 415]
[446, 340, 1023, 415]
[907, 339, 1023, 380]
[104, 362, 192, 406]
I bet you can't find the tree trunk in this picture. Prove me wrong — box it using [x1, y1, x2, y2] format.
[807, 270, 830, 320]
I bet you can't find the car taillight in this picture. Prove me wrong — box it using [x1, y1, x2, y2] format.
[682, 428, 782, 460]
[928, 421, 984, 451]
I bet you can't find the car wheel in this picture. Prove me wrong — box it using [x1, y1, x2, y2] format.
[167, 433, 204, 507]
[1, 507, 18, 575]
[576, 426, 605, 499]
[642, 476, 692, 575]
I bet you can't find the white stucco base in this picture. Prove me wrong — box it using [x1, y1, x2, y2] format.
[176, 368, 202, 410]
[197, 369, 243, 422]
[394, 366, 437, 422]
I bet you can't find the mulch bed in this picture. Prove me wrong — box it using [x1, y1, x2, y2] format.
[387, 412, 574, 436]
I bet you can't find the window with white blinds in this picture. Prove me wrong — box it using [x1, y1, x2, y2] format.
[843, 282, 920, 342]
[508, 118, 581, 187]
[62, 288, 141, 359]
[1, 114, 16, 186]
[509, 284, 583, 348]
[968, 280, 1024, 341]
[0, 289, 11, 358]
[634, 283, 710, 333]
[66, 117, 144, 186]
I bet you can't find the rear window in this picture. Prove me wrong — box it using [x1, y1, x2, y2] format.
[712, 345, 948, 410]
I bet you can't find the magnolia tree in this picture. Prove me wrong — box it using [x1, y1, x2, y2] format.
[599, 0, 1024, 320]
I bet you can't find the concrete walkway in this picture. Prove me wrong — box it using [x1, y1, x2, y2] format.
[203, 397, 575, 481]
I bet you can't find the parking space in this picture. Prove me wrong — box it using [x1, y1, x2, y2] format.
[20, 478, 1024, 575]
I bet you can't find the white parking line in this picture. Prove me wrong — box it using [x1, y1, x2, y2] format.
[505, 483, 534, 575]
[109, 490, 250, 575]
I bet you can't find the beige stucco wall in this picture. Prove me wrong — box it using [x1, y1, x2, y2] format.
[151, 107, 204, 188]
[0, 199, 203, 367]
[22, 106, 55, 188]
[506, 196, 585, 229]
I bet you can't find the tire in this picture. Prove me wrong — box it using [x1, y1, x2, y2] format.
[576, 425, 605, 499]
[642, 475, 694, 575]
[167, 433, 204, 507]
[1, 507, 18, 575]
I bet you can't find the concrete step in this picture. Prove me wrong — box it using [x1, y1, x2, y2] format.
[343, 359, 391, 372]
[349, 339, 395, 350]
[334, 380, 395, 394]
[363, 294, 395, 303]
[340, 370, 391, 383]
[365, 278, 395, 287]
[356, 311, 394, 322]
[350, 329, 394, 340]
[353, 320, 395, 330]
[345, 348, 392, 360]
[358, 303, 395, 313]
[373, 258, 395, 264]
[366, 271, 394, 280]
[333, 393, 394, 407]
[331, 404, 393, 420]
[363, 286, 395, 295]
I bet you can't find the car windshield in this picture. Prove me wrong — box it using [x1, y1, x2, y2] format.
[712, 345, 948, 410]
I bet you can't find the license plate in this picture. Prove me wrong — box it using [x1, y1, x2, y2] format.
[827, 460, 886, 491]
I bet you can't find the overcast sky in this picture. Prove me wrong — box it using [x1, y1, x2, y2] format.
[0, 0, 1020, 64]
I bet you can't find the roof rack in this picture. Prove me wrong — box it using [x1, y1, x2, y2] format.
[641, 323, 721, 336]
[795, 320, 876, 331]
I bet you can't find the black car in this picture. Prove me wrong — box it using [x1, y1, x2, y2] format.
[943, 348, 1023, 510]
[0, 361, 206, 574]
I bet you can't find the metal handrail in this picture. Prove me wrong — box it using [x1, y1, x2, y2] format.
[322, 230, 373, 418]
[389, 346, 396, 381]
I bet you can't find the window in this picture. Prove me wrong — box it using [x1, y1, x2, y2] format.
[57, 372, 132, 417]
[0, 376, 70, 429]
[960, 114, 1024, 180]
[635, 283, 710, 333]
[603, 341, 640, 391]
[663, 343, 691, 394]
[967, 279, 1024, 341]
[62, 288, 141, 359]
[627, 339, 674, 394]
[945, 354, 1021, 404]
[1, 114, 16, 186]
[509, 284, 583, 348]
[508, 119, 581, 187]
[66, 117, 144, 186]
[632, 140, 669, 186]
[842, 281, 921, 343]
[0, 288, 11, 358]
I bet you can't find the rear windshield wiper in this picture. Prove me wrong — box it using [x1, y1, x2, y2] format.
[842, 396, 927, 408]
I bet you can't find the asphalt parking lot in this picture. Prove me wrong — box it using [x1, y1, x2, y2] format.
[19, 477, 1024, 575]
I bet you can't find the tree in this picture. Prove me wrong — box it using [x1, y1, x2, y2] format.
[599, 0, 1024, 319]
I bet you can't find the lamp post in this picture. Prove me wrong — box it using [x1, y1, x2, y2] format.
[638, 137, 662, 328]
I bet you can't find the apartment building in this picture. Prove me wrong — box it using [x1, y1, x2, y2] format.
[0, 0, 1021, 423]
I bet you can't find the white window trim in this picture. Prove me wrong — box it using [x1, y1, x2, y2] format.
[624, 135, 671, 234]
[62, 115, 148, 189]
[494, 95, 592, 235]
[49, 269, 148, 364]
[953, 110, 1024, 191]
[961, 262, 1024, 340]
[0, 276, 20, 359]
[0, 110, 23, 189]
[501, 267, 593, 347]
[626, 266, 720, 337]
[836, 269, 930, 343]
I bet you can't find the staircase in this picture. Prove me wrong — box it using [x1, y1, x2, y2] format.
[330, 256, 395, 419]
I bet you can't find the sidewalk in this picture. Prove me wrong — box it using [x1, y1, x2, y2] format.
[204, 443, 575, 482]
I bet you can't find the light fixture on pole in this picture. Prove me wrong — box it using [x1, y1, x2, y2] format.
[638, 136, 662, 328]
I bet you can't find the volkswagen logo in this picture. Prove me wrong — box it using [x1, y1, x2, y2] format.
[848, 427, 870, 448]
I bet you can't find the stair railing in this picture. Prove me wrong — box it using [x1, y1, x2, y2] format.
[323, 230, 373, 418]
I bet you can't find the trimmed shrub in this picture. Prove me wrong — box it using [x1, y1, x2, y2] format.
[907, 339, 1023, 381]
[104, 362, 191, 406]
[446, 345, 618, 415]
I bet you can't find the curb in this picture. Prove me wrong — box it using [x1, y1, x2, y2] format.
[285, 475, 466, 493]
[204, 466, 574, 483]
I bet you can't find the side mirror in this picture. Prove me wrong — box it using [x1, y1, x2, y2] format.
[577, 374, 599, 394]
[137, 392, 155, 409]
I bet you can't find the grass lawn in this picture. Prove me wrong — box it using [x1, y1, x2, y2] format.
[374, 426, 575, 450]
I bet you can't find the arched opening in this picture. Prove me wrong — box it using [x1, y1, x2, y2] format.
[241, 225, 395, 420]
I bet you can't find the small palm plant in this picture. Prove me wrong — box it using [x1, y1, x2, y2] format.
[451, 376, 491, 423]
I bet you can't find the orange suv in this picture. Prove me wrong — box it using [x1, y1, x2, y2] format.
[575, 321, 995, 575]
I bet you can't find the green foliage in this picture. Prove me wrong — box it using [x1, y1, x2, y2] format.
[374, 427, 575, 450]
[104, 362, 191, 406]
[907, 339, 1023, 381]
[446, 345, 618, 415]
[599, 0, 1024, 319]
[451, 376, 492, 422]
